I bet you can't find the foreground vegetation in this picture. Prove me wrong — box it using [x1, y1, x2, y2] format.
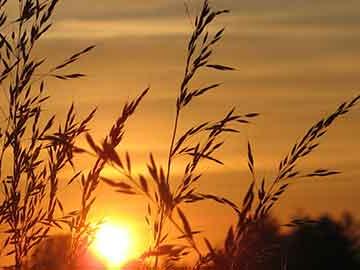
[29, 213, 360, 270]
[0, 0, 359, 269]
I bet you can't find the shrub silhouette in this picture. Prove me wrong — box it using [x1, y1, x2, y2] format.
[200, 217, 281, 270]
[28, 214, 358, 270]
[28, 235, 71, 270]
[284, 214, 360, 270]
[27, 234, 106, 270]
[200, 214, 360, 270]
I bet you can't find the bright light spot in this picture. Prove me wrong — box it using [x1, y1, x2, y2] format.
[91, 222, 132, 267]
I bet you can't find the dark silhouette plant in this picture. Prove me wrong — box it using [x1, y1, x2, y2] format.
[197, 93, 360, 270]
[0, 0, 100, 268]
[197, 214, 360, 270]
[90, 1, 258, 268]
[284, 213, 360, 270]
[95, 1, 360, 269]
[0, 0, 359, 270]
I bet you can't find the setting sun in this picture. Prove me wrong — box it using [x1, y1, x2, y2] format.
[91, 222, 133, 267]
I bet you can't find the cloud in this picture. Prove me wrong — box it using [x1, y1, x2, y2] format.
[54, 0, 360, 24]
[48, 0, 360, 40]
[46, 16, 360, 40]
[55, 0, 188, 21]
[47, 18, 194, 39]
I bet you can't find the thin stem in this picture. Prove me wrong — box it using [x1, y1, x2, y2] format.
[153, 208, 166, 270]
[154, 13, 195, 269]
[168, 215, 202, 258]
[165, 22, 193, 185]
[13, 1, 24, 266]
[166, 109, 180, 184]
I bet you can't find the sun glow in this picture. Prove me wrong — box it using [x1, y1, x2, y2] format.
[91, 222, 133, 267]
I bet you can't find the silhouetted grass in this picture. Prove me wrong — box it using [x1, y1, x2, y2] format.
[0, 0, 359, 270]
[196, 95, 360, 270]
[0, 0, 96, 268]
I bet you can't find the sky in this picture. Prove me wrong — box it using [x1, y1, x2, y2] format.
[2, 0, 360, 265]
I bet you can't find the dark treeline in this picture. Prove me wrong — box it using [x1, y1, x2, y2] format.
[204, 213, 360, 270]
[25, 213, 360, 270]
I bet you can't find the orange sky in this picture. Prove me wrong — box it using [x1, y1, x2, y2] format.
[1, 0, 360, 266]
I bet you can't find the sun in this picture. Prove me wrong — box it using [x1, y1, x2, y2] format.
[91, 222, 133, 267]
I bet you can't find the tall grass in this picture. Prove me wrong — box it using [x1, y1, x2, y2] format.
[0, 0, 359, 270]
[0, 0, 97, 268]
[94, 1, 260, 268]
[95, 1, 359, 269]
[196, 95, 360, 270]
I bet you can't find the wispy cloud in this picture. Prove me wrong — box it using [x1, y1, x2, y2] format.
[48, 18, 194, 39]
[47, 15, 360, 40]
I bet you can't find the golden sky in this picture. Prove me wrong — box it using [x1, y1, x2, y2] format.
[2, 0, 360, 264]
[47, 0, 360, 248]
